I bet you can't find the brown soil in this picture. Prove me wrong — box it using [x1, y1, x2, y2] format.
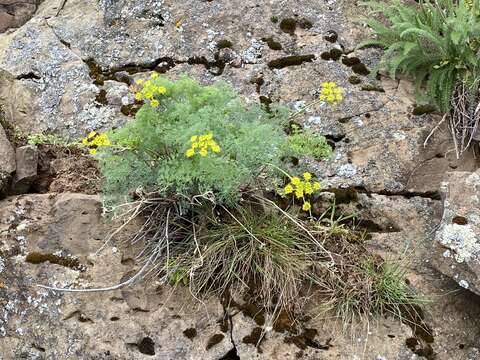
[34, 144, 101, 194]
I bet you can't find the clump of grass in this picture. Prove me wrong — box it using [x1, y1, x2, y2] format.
[328, 255, 426, 327]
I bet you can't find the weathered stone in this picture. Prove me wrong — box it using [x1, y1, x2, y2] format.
[0, 0, 40, 33]
[432, 170, 480, 295]
[0, 123, 15, 174]
[0, 194, 232, 359]
[14, 144, 38, 184]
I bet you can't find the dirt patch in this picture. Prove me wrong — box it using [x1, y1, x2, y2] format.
[35, 145, 101, 194]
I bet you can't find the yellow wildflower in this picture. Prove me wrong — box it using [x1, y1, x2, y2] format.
[284, 184, 294, 194]
[186, 132, 221, 158]
[304, 182, 313, 195]
[150, 99, 159, 107]
[291, 177, 301, 186]
[135, 79, 145, 85]
[319, 81, 344, 106]
[157, 86, 167, 95]
[295, 189, 304, 199]
[313, 182, 321, 191]
[151, 72, 159, 80]
[89, 148, 97, 155]
[135, 92, 143, 101]
[185, 148, 195, 158]
[303, 172, 312, 181]
[302, 201, 311, 211]
[211, 144, 221, 153]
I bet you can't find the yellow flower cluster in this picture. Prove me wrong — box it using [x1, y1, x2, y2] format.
[133, 72, 167, 108]
[185, 133, 221, 158]
[82, 131, 111, 155]
[319, 82, 343, 106]
[283, 172, 321, 212]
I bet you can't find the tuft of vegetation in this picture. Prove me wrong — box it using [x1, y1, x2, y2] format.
[284, 125, 332, 160]
[27, 132, 73, 147]
[99, 76, 289, 207]
[359, 0, 480, 156]
[39, 75, 424, 327]
[330, 256, 426, 325]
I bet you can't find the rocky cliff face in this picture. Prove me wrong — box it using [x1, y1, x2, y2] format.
[0, 1, 479, 359]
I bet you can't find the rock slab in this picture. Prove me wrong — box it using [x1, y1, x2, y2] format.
[433, 169, 480, 294]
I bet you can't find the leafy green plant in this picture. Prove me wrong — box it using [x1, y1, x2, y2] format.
[359, 0, 479, 111]
[359, 0, 480, 155]
[98, 75, 289, 206]
[27, 133, 72, 147]
[284, 125, 332, 160]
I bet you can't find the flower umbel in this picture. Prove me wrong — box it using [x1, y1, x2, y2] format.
[81, 131, 111, 155]
[282, 171, 322, 212]
[132, 72, 168, 107]
[185, 132, 221, 158]
[319, 82, 344, 106]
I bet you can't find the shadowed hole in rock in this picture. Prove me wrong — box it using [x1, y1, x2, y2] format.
[32, 344, 46, 352]
[206, 333, 225, 350]
[217, 39, 233, 49]
[320, 51, 332, 60]
[284, 329, 331, 350]
[357, 219, 400, 233]
[361, 84, 385, 92]
[25, 252, 82, 270]
[259, 96, 272, 112]
[412, 104, 437, 116]
[405, 336, 434, 358]
[218, 316, 230, 333]
[329, 48, 343, 61]
[242, 327, 264, 350]
[298, 18, 313, 29]
[279, 18, 297, 35]
[342, 56, 361, 66]
[348, 75, 362, 85]
[137, 337, 155, 355]
[110, 316, 120, 321]
[95, 89, 108, 106]
[261, 37, 282, 50]
[16, 72, 41, 80]
[452, 216, 468, 225]
[324, 30, 338, 43]
[267, 55, 315, 69]
[219, 347, 240, 360]
[352, 63, 370, 76]
[241, 303, 265, 326]
[183, 327, 197, 340]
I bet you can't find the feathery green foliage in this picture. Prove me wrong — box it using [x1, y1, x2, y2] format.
[358, 0, 480, 112]
[284, 125, 332, 159]
[98, 76, 289, 206]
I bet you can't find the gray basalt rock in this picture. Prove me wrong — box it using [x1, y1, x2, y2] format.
[432, 170, 480, 295]
[0, 0, 41, 33]
[0, 123, 15, 174]
[0, 123, 15, 193]
[14, 144, 38, 183]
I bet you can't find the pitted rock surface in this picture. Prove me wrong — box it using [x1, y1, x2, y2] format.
[432, 170, 480, 295]
[1, 0, 480, 359]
